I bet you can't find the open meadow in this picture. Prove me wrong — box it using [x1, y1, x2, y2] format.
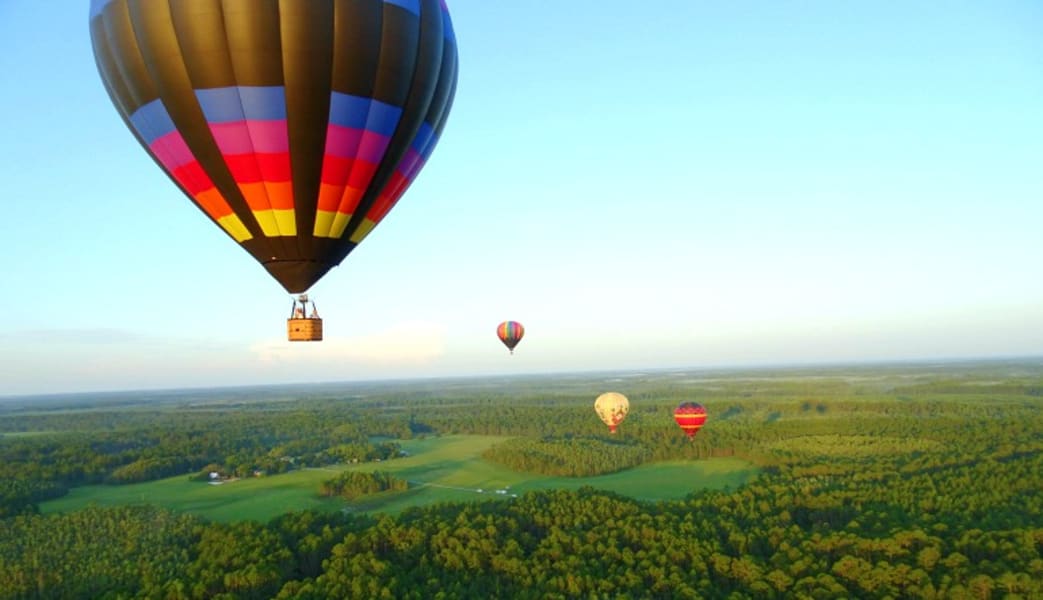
[41, 434, 757, 522]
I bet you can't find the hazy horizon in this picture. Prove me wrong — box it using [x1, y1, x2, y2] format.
[4, 353, 1040, 402]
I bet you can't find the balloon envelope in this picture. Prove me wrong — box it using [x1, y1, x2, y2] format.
[89, 0, 458, 293]
[496, 321, 524, 353]
[594, 392, 629, 433]
[674, 402, 708, 438]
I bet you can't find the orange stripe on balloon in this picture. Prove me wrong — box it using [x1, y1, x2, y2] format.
[367, 194, 396, 226]
[335, 186, 365, 216]
[231, 180, 293, 212]
[264, 180, 294, 210]
[238, 182, 272, 211]
[194, 188, 234, 219]
[317, 182, 344, 213]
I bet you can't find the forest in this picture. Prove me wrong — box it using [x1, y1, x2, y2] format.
[320, 471, 409, 500]
[481, 436, 652, 477]
[0, 360, 1040, 598]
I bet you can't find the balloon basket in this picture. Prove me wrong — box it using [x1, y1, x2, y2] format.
[287, 294, 322, 341]
[288, 318, 323, 342]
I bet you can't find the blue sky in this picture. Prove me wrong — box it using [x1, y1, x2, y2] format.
[1, 1, 1041, 396]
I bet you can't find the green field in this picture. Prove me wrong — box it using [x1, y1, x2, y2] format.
[41, 434, 756, 522]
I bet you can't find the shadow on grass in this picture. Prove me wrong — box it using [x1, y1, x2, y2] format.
[387, 459, 471, 482]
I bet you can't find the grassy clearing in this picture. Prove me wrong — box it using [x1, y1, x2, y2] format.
[40, 468, 349, 523]
[41, 435, 757, 522]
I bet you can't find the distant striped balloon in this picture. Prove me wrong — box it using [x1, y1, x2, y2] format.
[89, 0, 458, 293]
[674, 402, 708, 439]
[496, 321, 524, 354]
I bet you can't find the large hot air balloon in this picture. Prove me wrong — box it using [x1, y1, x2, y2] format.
[594, 392, 629, 434]
[673, 402, 707, 439]
[496, 321, 524, 354]
[89, 0, 458, 340]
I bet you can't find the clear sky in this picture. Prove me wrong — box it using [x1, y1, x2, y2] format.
[1, 1, 1041, 396]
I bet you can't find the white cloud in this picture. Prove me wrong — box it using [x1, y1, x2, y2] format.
[250, 320, 447, 366]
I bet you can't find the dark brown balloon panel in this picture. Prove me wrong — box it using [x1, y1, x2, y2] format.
[89, 0, 458, 293]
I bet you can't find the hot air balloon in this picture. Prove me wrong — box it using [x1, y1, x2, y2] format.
[89, 0, 458, 341]
[673, 402, 707, 439]
[496, 321, 524, 354]
[594, 392, 629, 434]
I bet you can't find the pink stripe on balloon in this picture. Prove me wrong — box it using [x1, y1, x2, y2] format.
[210, 121, 289, 154]
[149, 131, 194, 170]
[357, 130, 390, 164]
[324, 125, 363, 158]
[325, 125, 390, 163]
[209, 122, 251, 154]
[396, 148, 423, 180]
[245, 121, 289, 153]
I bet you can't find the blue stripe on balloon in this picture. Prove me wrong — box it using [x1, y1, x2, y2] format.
[443, 10, 455, 44]
[129, 99, 176, 144]
[197, 86, 286, 123]
[237, 87, 286, 121]
[89, 0, 113, 19]
[385, 0, 420, 16]
[329, 93, 401, 136]
[412, 122, 434, 153]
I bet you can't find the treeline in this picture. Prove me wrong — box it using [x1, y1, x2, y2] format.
[191, 442, 403, 482]
[0, 480, 66, 519]
[320, 471, 408, 500]
[481, 436, 651, 476]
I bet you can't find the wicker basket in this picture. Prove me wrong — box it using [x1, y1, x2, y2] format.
[287, 318, 323, 342]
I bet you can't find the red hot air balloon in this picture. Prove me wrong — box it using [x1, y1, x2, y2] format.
[89, 0, 458, 339]
[674, 402, 708, 439]
[496, 321, 524, 354]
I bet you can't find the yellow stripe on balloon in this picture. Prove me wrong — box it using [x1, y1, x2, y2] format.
[252, 210, 277, 236]
[312, 213, 375, 241]
[313, 211, 356, 239]
[273, 209, 296, 235]
[330, 212, 354, 239]
[251, 209, 297, 237]
[217, 214, 252, 242]
[349, 218, 376, 243]
[313, 210, 336, 238]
